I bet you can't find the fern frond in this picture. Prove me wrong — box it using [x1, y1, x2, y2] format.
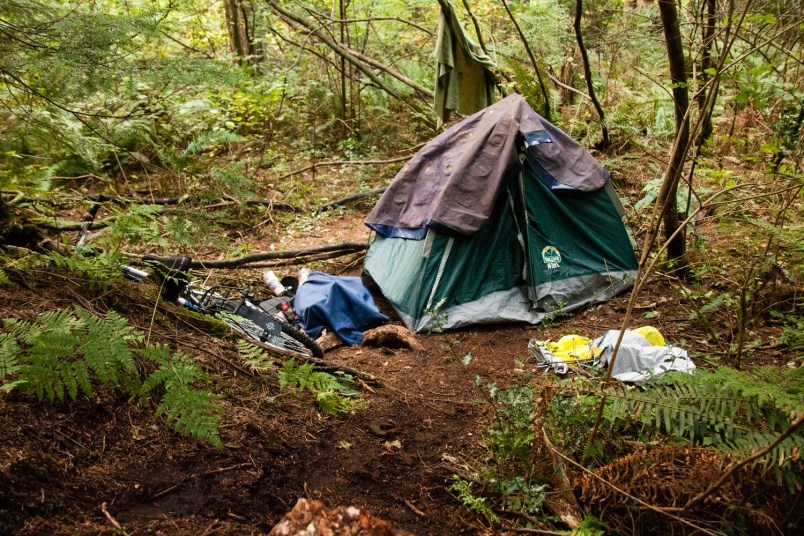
[157, 384, 224, 449]
[2, 309, 225, 447]
[236, 340, 274, 372]
[728, 431, 804, 488]
[25, 351, 69, 401]
[279, 358, 355, 415]
[13, 308, 84, 348]
[76, 308, 140, 388]
[144, 351, 205, 390]
[606, 384, 756, 445]
[278, 358, 300, 389]
[704, 366, 804, 416]
[602, 367, 804, 487]
[449, 478, 500, 525]
[41, 250, 122, 280]
[183, 130, 246, 157]
[6, 309, 85, 401]
[0, 333, 21, 377]
[315, 390, 351, 416]
[146, 351, 223, 448]
[139, 343, 173, 366]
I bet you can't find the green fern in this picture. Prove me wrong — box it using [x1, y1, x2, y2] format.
[603, 367, 804, 486]
[278, 358, 355, 415]
[449, 478, 500, 525]
[75, 308, 141, 389]
[235, 340, 274, 372]
[106, 204, 170, 249]
[42, 249, 123, 280]
[4, 309, 89, 401]
[612, 383, 737, 441]
[729, 430, 804, 485]
[0, 333, 22, 377]
[2, 308, 224, 447]
[158, 386, 224, 448]
[141, 345, 224, 449]
[183, 130, 246, 157]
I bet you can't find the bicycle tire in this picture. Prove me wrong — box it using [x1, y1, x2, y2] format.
[275, 322, 325, 359]
[219, 312, 324, 359]
[184, 286, 324, 359]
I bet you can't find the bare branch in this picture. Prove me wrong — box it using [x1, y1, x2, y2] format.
[187, 242, 367, 269]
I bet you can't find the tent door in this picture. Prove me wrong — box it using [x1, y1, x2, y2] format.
[424, 235, 454, 311]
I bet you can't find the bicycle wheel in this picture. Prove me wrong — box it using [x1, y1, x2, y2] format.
[217, 311, 324, 359]
[186, 286, 324, 359]
[277, 321, 324, 359]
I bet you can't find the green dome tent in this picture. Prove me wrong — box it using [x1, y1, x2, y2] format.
[364, 94, 638, 332]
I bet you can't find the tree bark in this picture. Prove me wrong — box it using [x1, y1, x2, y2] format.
[573, 0, 609, 149]
[339, 0, 348, 123]
[223, 0, 255, 63]
[460, 0, 490, 55]
[657, 0, 690, 265]
[696, 0, 716, 144]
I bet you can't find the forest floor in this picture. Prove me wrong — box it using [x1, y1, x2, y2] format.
[0, 155, 797, 535]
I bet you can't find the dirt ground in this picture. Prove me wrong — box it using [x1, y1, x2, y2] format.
[0, 200, 794, 535]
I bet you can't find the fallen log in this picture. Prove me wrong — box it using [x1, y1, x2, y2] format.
[189, 242, 367, 269]
[319, 187, 387, 211]
[273, 151, 419, 182]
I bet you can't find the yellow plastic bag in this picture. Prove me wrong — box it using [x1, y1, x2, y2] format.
[633, 326, 665, 346]
[538, 334, 601, 364]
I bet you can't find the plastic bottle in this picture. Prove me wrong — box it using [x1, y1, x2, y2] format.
[263, 270, 286, 295]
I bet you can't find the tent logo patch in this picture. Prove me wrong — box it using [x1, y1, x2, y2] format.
[542, 246, 562, 269]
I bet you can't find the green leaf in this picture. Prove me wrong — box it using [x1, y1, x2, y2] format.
[0, 334, 22, 376]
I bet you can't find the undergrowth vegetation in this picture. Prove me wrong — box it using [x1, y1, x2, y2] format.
[0, 306, 224, 448]
[236, 342, 359, 416]
[0, 0, 801, 534]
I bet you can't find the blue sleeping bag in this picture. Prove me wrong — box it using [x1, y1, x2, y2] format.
[294, 272, 388, 346]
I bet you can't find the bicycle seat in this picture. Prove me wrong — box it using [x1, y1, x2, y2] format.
[142, 255, 192, 301]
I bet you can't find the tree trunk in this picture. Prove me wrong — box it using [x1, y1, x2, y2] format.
[696, 0, 716, 144]
[559, 50, 577, 106]
[573, 0, 609, 149]
[499, 0, 551, 120]
[223, 0, 254, 64]
[338, 0, 349, 125]
[657, 0, 690, 265]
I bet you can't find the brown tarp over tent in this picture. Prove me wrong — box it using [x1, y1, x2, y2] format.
[366, 94, 610, 239]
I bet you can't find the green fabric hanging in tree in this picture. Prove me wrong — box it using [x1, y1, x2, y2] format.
[434, 0, 497, 125]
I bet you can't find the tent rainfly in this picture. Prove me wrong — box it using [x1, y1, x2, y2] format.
[363, 94, 638, 332]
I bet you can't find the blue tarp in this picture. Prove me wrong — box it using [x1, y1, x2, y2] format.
[294, 272, 389, 346]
